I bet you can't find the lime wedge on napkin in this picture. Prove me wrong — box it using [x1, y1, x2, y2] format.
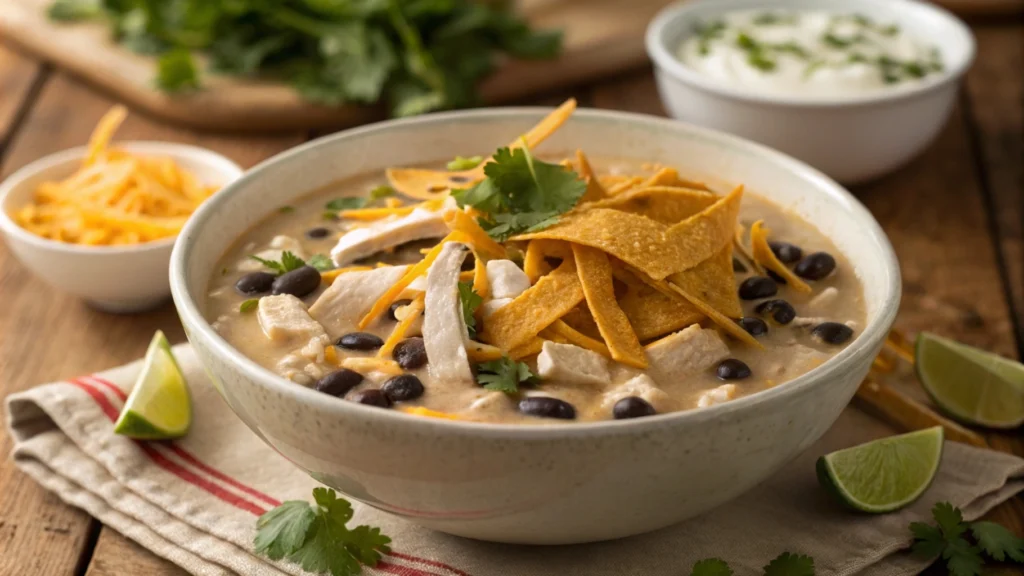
[817, 427, 944, 513]
[916, 332, 1024, 429]
[113, 331, 192, 439]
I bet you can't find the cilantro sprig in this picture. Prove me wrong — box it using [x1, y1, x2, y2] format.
[911, 502, 1024, 576]
[254, 487, 391, 576]
[452, 146, 587, 241]
[690, 552, 813, 576]
[476, 356, 537, 394]
[457, 282, 482, 338]
[251, 251, 334, 275]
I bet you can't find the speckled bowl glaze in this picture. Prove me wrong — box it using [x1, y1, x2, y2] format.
[170, 108, 901, 544]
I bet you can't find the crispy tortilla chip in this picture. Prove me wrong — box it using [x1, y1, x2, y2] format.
[641, 167, 711, 192]
[480, 258, 585, 351]
[560, 303, 603, 340]
[523, 239, 570, 282]
[573, 244, 647, 368]
[734, 224, 764, 275]
[666, 185, 743, 264]
[386, 99, 577, 200]
[618, 279, 703, 341]
[472, 250, 490, 300]
[750, 220, 811, 293]
[467, 341, 504, 362]
[606, 176, 644, 195]
[510, 338, 546, 360]
[575, 150, 608, 203]
[541, 320, 611, 358]
[585, 185, 717, 225]
[668, 244, 744, 318]
[444, 209, 507, 260]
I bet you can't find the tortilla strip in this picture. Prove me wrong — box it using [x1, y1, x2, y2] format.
[668, 243, 744, 318]
[618, 281, 703, 341]
[606, 176, 644, 195]
[575, 150, 608, 203]
[559, 303, 604, 340]
[733, 224, 764, 276]
[585, 185, 717, 225]
[750, 220, 812, 293]
[573, 244, 647, 368]
[467, 341, 504, 362]
[665, 184, 744, 267]
[472, 251, 490, 300]
[385, 99, 577, 200]
[541, 320, 611, 358]
[509, 338, 546, 360]
[480, 258, 585, 352]
[641, 167, 711, 192]
[523, 241, 551, 282]
[444, 209, 507, 260]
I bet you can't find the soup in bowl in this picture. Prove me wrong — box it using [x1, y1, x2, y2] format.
[171, 103, 900, 544]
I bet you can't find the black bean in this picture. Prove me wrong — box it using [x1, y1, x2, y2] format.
[716, 359, 752, 380]
[766, 269, 788, 285]
[795, 252, 836, 281]
[337, 332, 384, 351]
[461, 252, 476, 272]
[449, 175, 470, 184]
[235, 271, 275, 295]
[518, 397, 576, 420]
[271, 266, 321, 298]
[314, 369, 363, 397]
[381, 374, 425, 402]
[392, 337, 428, 370]
[755, 299, 797, 325]
[732, 257, 747, 273]
[769, 241, 803, 264]
[812, 322, 854, 345]
[388, 299, 413, 322]
[612, 397, 656, 419]
[305, 227, 331, 239]
[738, 276, 778, 300]
[736, 317, 769, 336]
[349, 389, 391, 408]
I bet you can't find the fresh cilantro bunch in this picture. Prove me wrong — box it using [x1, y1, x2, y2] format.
[457, 281, 482, 338]
[452, 146, 587, 241]
[476, 356, 536, 394]
[47, 0, 562, 115]
[251, 250, 334, 273]
[690, 552, 814, 576]
[911, 502, 1024, 576]
[254, 488, 391, 576]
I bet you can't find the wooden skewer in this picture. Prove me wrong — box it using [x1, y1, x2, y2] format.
[855, 378, 988, 448]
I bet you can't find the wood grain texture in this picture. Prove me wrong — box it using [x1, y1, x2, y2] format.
[0, 0, 659, 133]
[0, 71, 303, 576]
[0, 45, 42, 151]
[84, 530, 184, 576]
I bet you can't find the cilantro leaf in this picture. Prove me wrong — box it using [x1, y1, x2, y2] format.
[457, 282, 482, 338]
[48, 0, 100, 22]
[970, 521, 1024, 563]
[944, 538, 984, 576]
[255, 488, 390, 576]
[369, 185, 395, 200]
[910, 520, 945, 559]
[308, 254, 335, 272]
[254, 500, 315, 560]
[447, 155, 483, 171]
[763, 552, 814, 576]
[250, 251, 307, 275]
[453, 146, 586, 240]
[691, 558, 733, 576]
[934, 502, 968, 541]
[156, 49, 200, 93]
[326, 197, 367, 211]
[476, 356, 536, 394]
[239, 298, 260, 313]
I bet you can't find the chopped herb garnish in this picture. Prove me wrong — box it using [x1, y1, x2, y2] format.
[368, 185, 395, 200]
[689, 552, 813, 576]
[735, 33, 777, 72]
[323, 211, 339, 221]
[47, 0, 100, 21]
[773, 42, 810, 59]
[752, 12, 797, 26]
[822, 32, 862, 49]
[254, 487, 391, 576]
[250, 251, 306, 275]
[476, 356, 536, 394]
[155, 49, 200, 93]
[325, 197, 367, 211]
[911, 501, 1024, 576]
[457, 281, 482, 338]
[452, 145, 586, 241]
[307, 254, 335, 272]
[278, 206, 296, 214]
[240, 298, 259, 313]
[446, 155, 484, 171]
[695, 20, 726, 56]
[736, 32, 759, 51]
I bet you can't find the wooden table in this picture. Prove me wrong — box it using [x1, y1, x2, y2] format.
[1, 19, 1021, 575]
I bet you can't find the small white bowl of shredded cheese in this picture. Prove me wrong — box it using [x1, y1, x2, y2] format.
[646, 0, 975, 183]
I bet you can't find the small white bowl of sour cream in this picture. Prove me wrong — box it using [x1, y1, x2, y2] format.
[0, 143, 242, 313]
[646, 0, 975, 184]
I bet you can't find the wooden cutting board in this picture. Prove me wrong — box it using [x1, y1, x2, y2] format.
[0, 0, 1017, 133]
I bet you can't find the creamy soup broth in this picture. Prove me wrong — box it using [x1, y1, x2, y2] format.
[206, 159, 865, 424]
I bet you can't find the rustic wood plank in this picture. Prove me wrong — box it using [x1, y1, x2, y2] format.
[0, 71, 303, 576]
[85, 530, 185, 576]
[963, 24, 1024, 359]
[0, 44, 41, 151]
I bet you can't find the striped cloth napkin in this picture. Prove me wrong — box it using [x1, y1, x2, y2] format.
[5, 344, 1024, 576]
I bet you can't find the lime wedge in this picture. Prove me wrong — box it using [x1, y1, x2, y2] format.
[113, 331, 192, 439]
[817, 427, 944, 513]
[915, 332, 1024, 429]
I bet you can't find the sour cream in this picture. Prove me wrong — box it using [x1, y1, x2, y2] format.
[677, 10, 944, 98]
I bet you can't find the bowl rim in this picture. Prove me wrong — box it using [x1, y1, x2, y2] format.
[0, 141, 244, 255]
[645, 0, 977, 109]
[171, 105, 902, 438]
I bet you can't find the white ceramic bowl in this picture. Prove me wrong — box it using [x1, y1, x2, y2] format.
[646, 0, 975, 184]
[0, 143, 242, 313]
[171, 107, 901, 544]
